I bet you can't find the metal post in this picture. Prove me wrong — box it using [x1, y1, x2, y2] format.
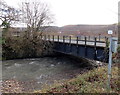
[53, 35, 54, 41]
[76, 36, 79, 55]
[69, 36, 71, 44]
[85, 36, 87, 46]
[63, 36, 65, 51]
[108, 36, 112, 91]
[76, 36, 78, 45]
[58, 35, 59, 42]
[69, 36, 71, 52]
[63, 36, 65, 43]
[94, 37, 97, 60]
[85, 36, 87, 57]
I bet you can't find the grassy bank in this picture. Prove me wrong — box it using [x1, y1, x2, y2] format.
[37, 64, 119, 94]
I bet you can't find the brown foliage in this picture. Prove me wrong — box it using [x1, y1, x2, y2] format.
[2, 32, 53, 60]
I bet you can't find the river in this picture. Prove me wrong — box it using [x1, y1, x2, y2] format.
[2, 56, 90, 93]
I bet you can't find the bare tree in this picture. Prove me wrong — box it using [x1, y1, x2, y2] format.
[0, 0, 21, 38]
[0, 0, 20, 29]
[19, 1, 53, 38]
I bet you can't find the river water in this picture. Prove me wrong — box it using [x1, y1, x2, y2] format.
[2, 56, 89, 92]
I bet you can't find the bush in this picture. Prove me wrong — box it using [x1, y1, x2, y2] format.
[2, 32, 53, 60]
[117, 46, 120, 53]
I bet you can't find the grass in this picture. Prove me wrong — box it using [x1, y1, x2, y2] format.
[35, 64, 119, 94]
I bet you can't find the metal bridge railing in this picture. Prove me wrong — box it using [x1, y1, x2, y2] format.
[41, 35, 108, 48]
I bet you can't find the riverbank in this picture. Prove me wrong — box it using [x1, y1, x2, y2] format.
[1, 54, 119, 93]
[37, 63, 119, 94]
[2, 56, 98, 93]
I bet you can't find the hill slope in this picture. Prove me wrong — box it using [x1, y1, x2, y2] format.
[44, 24, 118, 37]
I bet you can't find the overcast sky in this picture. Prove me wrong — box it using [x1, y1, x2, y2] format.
[4, 0, 119, 27]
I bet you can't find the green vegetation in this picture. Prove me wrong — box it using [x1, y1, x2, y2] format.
[2, 33, 53, 60]
[117, 46, 120, 53]
[0, 37, 2, 44]
[37, 64, 119, 93]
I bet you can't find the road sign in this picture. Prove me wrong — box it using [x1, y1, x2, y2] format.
[108, 30, 113, 35]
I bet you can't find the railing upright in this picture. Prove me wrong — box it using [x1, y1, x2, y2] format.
[76, 36, 78, 45]
[53, 35, 54, 41]
[58, 35, 59, 42]
[63, 36, 65, 51]
[85, 36, 87, 46]
[76, 36, 79, 55]
[85, 36, 87, 57]
[63, 36, 65, 43]
[69, 36, 72, 52]
[69, 36, 71, 44]
[94, 37, 97, 59]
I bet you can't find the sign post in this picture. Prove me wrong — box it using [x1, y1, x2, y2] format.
[107, 30, 113, 92]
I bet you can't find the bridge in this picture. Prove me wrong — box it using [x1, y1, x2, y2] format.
[41, 35, 109, 62]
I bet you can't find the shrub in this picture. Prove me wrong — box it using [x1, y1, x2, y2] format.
[2, 32, 53, 60]
[117, 46, 120, 53]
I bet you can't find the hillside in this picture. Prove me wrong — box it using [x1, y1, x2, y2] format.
[43, 24, 118, 37]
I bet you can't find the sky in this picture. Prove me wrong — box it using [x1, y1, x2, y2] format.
[4, 0, 120, 27]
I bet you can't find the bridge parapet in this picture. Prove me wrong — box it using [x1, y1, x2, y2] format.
[41, 35, 108, 47]
[41, 35, 109, 62]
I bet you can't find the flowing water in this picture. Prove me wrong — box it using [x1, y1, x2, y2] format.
[2, 56, 89, 92]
